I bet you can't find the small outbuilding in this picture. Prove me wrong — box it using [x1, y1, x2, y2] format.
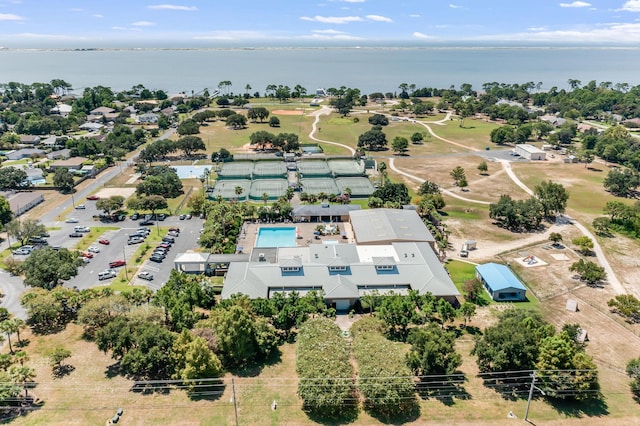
[515, 144, 546, 161]
[475, 263, 527, 302]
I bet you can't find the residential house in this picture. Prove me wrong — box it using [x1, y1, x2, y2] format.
[19, 135, 41, 145]
[51, 157, 87, 170]
[475, 263, 527, 301]
[6, 148, 46, 161]
[46, 149, 71, 160]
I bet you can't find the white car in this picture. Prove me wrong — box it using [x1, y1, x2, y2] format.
[137, 272, 154, 281]
[75, 204, 86, 210]
[65, 218, 79, 223]
[87, 246, 100, 253]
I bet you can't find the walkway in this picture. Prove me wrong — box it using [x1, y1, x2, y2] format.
[307, 105, 355, 155]
[397, 113, 623, 294]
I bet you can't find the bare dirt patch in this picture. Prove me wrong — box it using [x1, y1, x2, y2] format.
[272, 109, 304, 115]
[94, 187, 136, 199]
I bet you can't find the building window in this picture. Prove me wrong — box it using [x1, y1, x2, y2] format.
[329, 266, 347, 272]
[281, 266, 300, 272]
[375, 265, 394, 271]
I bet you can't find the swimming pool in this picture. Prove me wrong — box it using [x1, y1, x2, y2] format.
[256, 227, 297, 248]
[171, 165, 211, 179]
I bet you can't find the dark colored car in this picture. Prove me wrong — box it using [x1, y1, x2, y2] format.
[162, 236, 175, 243]
[149, 255, 164, 263]
[69, 232, 83, 238]
[87, 195, 100, 200]
[131, 212, 140, 220]
[158, 213, 166, 221]
[109, 260, 126, 268]
[139, 220, 154, 226]
[169, 227, 180, 233]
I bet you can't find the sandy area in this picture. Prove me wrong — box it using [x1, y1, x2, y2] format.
[93, 187, 136, 199]
[272, 109, 304, 115]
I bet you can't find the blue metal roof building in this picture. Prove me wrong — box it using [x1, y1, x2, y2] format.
[475, 263, 527, 301]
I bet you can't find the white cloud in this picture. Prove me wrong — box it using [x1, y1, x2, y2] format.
[13, 32, 88, 40]
[410, 14, 421, 18]
[449, 4, 462, 9]
[304, 33, 363, 40]
[528, 26, 547, 31]
[193, 31, 269, 41]
[413, 32, 433, 39]
[476, 22, 640, 43]
[0, 13, 25, 21]
[619, 0, 640, 11]
[300, 15, 363, 24]
[131, 21, 156, 27]
[559, 1, 591, 7]
[111, 26, 127, 31]
[147, 4, 198, 11]
[312, 29, 347, 34]
[366, 14, 392, 22]
[93, 14, 104, 18]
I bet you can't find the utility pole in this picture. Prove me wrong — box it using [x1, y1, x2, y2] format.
[122, 247, 129, 282]
[232, 378, 239, 426]
[524, 371, 545, 422]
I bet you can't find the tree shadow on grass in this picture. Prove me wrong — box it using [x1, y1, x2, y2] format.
[416, 373, 471, 407]
[480, 375, 530, 402]
[104, 362, 121, 379]
[52, 364, 75, 379]
[364, 399, 421, 425]
[548, 396, 609, 418]
[186, 379, 226, 402]
[227, 348, 282, 378]
[0, 397, 44, 424]
[304, 403, 359, 425]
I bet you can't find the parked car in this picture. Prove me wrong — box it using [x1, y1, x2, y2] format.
[12, 248, 30, 255]
[87, 246, 100, 253]
[69, 232, 83, 238]
[158, 214, 166, 221]
[162, 236, 175, 243]
[128, 237, 144, 245]
[186, 214, 192, 220]
[157, 242, 171, 249]
[137, 227, 151, 235]
[87, 195, 100, 200]
[28, 236, 48, 244]
[98, 269, 117, 280]
[80, 257, 91, 264]
[75, 204, 86, 210]
[168, 231, 179, 237]
[179, 214, 186, 220]
[109, 260, 126, 268]
[169, 227, 180, 233]
[149, 255, 164, 263]
[51, 245, 61, 251]
[129, 232, 146, 239]
[131, 212, 140, 220]
[74, 226, 90, 233]
[65, 218, 79, 223]
[139, 220, 154, 226]
[98, 239, 110, 245]
[138, 271, 154, 281]
[82, 252, 94, 259]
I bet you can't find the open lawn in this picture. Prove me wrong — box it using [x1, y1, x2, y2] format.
[430, 118, 500, 151]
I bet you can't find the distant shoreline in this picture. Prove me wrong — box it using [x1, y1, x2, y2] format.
[2, 45, 640, 53]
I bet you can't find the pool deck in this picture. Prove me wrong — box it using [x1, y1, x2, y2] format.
[237, 221, 355, 253]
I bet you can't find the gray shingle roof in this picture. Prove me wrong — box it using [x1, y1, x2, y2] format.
[349, 209, 435, 244]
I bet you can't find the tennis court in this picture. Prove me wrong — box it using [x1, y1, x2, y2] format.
[249, 179, 289, 200]
[297, 160, 331, 177]
[335, 177, 375, 198]
[218, 162, 254, 179]
[300, 178, 339, 195]
[328, 159, 365, 177]
[210, 179, 252, 200]
[253, 161, 287, 179]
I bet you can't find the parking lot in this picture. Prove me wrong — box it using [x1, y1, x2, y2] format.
[32, 199, 207, 290]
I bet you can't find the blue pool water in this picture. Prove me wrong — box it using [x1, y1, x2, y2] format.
[256, 227, 297, 248]
[172, 165, 211, 179]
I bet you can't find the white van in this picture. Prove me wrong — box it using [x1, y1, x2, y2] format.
[98, 270, 116, 280]
[74, 226, 90, 233]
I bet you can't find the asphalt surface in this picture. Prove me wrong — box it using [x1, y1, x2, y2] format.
[0, 128, 185, 317]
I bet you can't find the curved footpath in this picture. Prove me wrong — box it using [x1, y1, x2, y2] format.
[308, 105, 355, 155]
[398, 113, 624, 294]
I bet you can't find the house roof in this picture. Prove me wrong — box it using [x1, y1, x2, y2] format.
[476, 263, 527, 292]
[349, 208, 435, 244]
[292, 204, 361, 217]
[221, 241, 459, 300]
[90, 106, 115, 115]
[174, 252, 209, 264]
[51, 157, 87, 168]
[516, 144, 546, 154]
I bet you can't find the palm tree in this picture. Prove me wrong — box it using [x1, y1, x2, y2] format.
[234, 186, 244, 201]
[261, 193, 269, 206]
[378, 161, 387, 187]
[13, 351, 29, 366]
[245, 84, 252, 96]
[9, 365, 35, 398]
[0, 320, 17, 354]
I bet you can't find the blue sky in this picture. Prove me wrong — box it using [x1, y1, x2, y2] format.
[1, 0, 640, 46]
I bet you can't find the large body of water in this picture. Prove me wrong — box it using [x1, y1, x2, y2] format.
[1, 47, 639, 95]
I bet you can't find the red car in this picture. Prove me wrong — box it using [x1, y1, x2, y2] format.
[98, 239, 110, 245]
[82, 252, 94, 259]
[87, 195, 100, 200]
[109, 260, 126, 268]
